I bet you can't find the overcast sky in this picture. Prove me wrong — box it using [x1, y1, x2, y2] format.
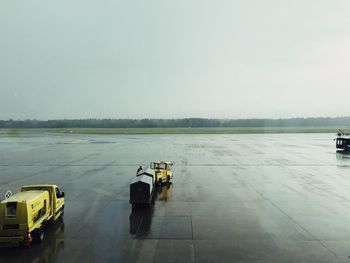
[0, 0, 350, 120]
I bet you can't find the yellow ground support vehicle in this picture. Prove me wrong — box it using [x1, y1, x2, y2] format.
[0, 185, 65, 246]
[150, 161, 173, 185]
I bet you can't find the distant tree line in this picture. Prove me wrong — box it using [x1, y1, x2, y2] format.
[0, 117, 349, 129]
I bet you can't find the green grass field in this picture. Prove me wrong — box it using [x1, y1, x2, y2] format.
[0, 127, 343, 136]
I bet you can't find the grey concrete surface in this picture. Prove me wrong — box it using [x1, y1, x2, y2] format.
[0, 133, 349, 262]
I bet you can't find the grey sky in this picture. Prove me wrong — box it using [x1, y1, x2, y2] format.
[1, 0, 350, 120]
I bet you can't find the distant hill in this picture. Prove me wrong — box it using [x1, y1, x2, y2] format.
[0, 117, 349, 129]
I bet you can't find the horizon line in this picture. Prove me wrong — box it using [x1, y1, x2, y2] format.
[1, 116, 350, 121]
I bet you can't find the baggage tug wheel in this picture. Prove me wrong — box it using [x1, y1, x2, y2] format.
[59, 207, 65, 220]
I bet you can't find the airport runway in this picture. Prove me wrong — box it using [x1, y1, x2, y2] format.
[0, 133, 349, 263]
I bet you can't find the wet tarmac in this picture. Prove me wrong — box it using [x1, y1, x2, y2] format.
[0, 133, 349, 262]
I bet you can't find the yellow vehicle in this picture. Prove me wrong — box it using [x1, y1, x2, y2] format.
[0, 184, 65, 246]
[150, 161, 173, 185]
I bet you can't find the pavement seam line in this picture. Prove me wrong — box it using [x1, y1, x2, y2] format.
[189, 201, 196, 263]
[253, 188, 341, 261]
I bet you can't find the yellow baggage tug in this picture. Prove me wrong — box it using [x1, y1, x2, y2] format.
[0, 185, 65, 246]
[150, 161, 173, 185]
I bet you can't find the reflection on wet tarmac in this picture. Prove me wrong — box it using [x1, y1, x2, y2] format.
[129, 207, 154, 236]
[0, 221, 65, 263]
[155, 183, 173, 202]
[130, 183, 173, 237]
[336, 150, 350, 160]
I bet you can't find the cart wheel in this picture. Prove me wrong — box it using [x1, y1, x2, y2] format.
[34, 227, 45, 243]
